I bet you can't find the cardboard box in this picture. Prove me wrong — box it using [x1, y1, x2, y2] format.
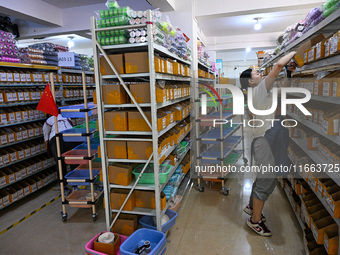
[106, 141, 127, 159]
[94, 233, 120, 255]
[18, 180, 31, 196]
[315, 40, 326, 60]
[102, 85, 127, 104]
[127, 141, 153, 160]
[104, 111, 128, 131]
[6, 186, 18, 203]
[128, 111, 151, 132]
[294, 34, 325, 67]
[156, 85, 167, 103]
[324, 224, 339, 255]
[0, 171, 6, 187]
[26, 178, 37, 193]
[100, 54, 124, 75]
[12, 183, 24, 200]
[135, 190, 166, 210]
[111, 213, 138, 236]
[129, 83, 150, 103]
[0, 190, 10, 207]
[330, 31, 340, 55]
[311, 216, 336, 244]
[125, 52, 149, 73]
[110, 189, 135, 211]
[108, 163, 133, 186]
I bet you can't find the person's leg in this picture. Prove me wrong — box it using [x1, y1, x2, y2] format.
[252, 197, 265, 222]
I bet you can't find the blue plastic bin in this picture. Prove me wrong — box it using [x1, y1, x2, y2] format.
[120, 229, 166, 255]
[64, 169, 100, 185]
[60, 128, 96, 142]
[59, 103, 97, 118]
[139, 210, 178, 233]
[74, 142, 99, 151]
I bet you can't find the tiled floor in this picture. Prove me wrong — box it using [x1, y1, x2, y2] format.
[0, 127, 304, 254]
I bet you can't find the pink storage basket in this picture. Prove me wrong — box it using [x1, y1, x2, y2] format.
[85, 232, 128, 255]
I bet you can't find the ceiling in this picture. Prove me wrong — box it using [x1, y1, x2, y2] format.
[41, 0, 106, 9]
[196, 8, 311, 37]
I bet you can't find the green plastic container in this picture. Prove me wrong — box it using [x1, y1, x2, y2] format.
[224, 152, 241, 165]
[133, 164, 172, 184]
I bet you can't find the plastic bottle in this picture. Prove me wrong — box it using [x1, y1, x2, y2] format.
[324, 0, 339, 10]
[323, 3, 339, 17]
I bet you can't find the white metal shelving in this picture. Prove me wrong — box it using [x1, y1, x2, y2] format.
[288, 112, 340, 146]
[91, 10, 192, 232]
[261, 8, 340, 68]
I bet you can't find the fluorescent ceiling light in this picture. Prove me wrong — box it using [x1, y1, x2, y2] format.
[254, 18, 262, 31]
[68, 36, 75, 48]
[246, 47, 251, 52]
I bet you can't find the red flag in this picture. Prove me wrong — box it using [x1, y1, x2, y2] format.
[36, 83, 59, 117]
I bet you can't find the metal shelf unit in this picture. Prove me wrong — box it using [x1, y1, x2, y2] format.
[288, 112, 340, 146]
[261, 8, 340, 68]
[91, 10, 192, 232]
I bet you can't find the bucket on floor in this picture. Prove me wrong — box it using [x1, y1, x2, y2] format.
[119, 229, 166, 255]
[85, 232, 128, 255]
[139, 210, 177, 233]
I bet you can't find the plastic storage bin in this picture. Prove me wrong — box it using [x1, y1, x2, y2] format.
[119, 229, 166, 255]
[65, 169, 100, 185]
[62, 149, 97, 164]
[66, 189, 101, 208]
[132, 164, 172, 184]
[59, 103, 97, 118]
[139, 210, 178, 233]
[85, 232, 128, 255]
[61, 128, 96, 142]
[74, 142, 100, 151]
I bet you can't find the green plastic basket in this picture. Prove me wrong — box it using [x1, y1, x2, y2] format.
[224, 152, 241, 165]
[132, 164, 172, 184]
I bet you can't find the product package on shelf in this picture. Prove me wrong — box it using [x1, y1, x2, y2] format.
[0, 30, 20, 63]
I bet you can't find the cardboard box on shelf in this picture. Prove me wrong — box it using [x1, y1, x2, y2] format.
[157, 110, 167, 132]
[294, 34, 325, 67]
[127, 141, 153, 160]
[330, 31, 340, 55]
[0, 149, 11, 165]
[0, 190, 10, 207]
[108, 163, 133, 186]
[315, 40, 326, 60]
[135, 190, 166, 210]
[102, 85, 127, 104]
[18, 180, 31, 196]
[129, 83, 150, 103]
[94, 233, 121, 255]
[100, 54, 124, 75]
[164, 58, 173, 74]
[332, 71, 340, 97]
[324, 224, 339, 255]
[156, 84, 167, 103]
[25, 178, 38, 193]
[322, 111, 340, 136]
[110, 189, 135, 211]
[106, 141, 127, 159]
[173, 62, 181, 75]
[128, 111, 151, 132]
[154, 55, 163, 73]
[0, 171, 6, 187]
[12, 183, 24, 200]
[6, 186, 18, 203]
[124, 52, 151, 73]
[111, 213, 138, 236]
[104, 111, 128, 131]
[308, 46, 316, 63]
[31, 175, 43, 189]
[311, 216, 336, 244]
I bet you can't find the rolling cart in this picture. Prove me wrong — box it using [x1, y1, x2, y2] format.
[50, 72, 102, 221]
[194, 77, 247, 195]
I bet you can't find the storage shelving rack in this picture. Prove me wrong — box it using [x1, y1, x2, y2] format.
[91, 10, 193, 231]
[194, 63, 247, 195]
[0, 63, 60, 209]
[260, 10, 340, 255]
[50, 72, 101, 221]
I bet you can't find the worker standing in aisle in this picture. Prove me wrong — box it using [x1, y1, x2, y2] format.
[239, 51, 297, 236]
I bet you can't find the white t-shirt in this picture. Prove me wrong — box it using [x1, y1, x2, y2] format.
[251, 78, 275, 138]
[43, 114, 73, 141]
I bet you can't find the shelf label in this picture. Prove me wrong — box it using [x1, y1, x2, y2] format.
[58, 52, 75, 67]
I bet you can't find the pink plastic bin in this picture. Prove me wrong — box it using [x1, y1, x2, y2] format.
[85, 232, 128, 255]
[62, 149, 97, 164]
